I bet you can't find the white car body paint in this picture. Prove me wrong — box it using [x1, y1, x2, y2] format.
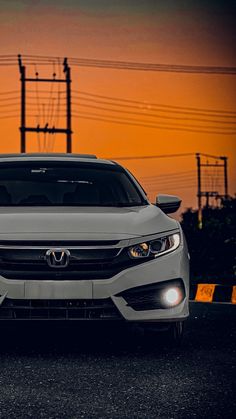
[0, 154, 189, 324]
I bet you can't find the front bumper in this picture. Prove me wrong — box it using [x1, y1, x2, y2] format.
[0, 246, 189, 322]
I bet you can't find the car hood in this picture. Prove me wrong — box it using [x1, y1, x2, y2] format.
[0, 205, 178, 241]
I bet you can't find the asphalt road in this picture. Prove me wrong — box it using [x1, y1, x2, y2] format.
[0, 303, 235, 419]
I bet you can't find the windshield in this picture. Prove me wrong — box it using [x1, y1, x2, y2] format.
[0, 162, 147, 207]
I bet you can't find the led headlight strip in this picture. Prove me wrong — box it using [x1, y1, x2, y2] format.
[128, 233, 180, 259]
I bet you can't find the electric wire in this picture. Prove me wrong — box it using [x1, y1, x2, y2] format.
[73, 108, 236, 131]
[142, 170, 196, 178]
[73, 90, 236, 117]
[73, 112, 236, 135]
[73, 102, 236, 126]
[147, 184, 197, 191]
[0, 90, 19, 95]
[1, 55, 236, 75]
[107, 153, 196, 161]
[140, 177, 197, 185]
[0, 97, 20, 102]
[0, 115, 19, 119]
[0, 102, 20, 107]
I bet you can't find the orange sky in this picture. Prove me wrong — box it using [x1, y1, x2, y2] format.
[0, 0, 235, 213]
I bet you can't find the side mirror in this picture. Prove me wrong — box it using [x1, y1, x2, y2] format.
[156, 194, 181, 214]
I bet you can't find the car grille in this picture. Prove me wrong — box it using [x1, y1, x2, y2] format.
[0, 242, 148, 280]
[0, 298, 122, 320]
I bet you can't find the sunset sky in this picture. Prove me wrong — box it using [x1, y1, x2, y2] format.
[0, 0, 235, 213]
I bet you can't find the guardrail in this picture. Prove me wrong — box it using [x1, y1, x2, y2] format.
[190, 283, 236, 304]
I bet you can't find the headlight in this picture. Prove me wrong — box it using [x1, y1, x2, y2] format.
[128, 233, 180, 259]
[128, 242, 150, 258]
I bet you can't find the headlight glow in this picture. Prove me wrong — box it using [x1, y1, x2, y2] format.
[128, 233, 180, 259]
[162, 287, 181, 306]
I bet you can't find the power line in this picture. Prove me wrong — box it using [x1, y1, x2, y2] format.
[74, 90, 236, 116]
[141, 170, 196, 178]
[0, 90, 19, 95]
[141, 174, 196, 182]
[2, 89, 234, 121]
[0, 55, 17, 58]
[147, 184, 196, 190]
[74, 109, 236, 131]
[73, 112, 236, 135]
[143, 181, 197, 188]
[73, 102, 236, 126]
[0, 103, 20, 107]
[140, 176, 196, 184]
[106, 153, 196, 161]
[0, 115, 19, 119]
[108, 153, 229, 162]
[1, 54, 236, 74]
[1, 90, 235, 120]
[57, 58, 236, 75]
[0, 63, 17, 67]
[20, 93, 236, 124]
[0, 97, 20, 102]
[0, 111, 20, 116]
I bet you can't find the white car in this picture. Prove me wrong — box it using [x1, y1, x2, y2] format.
[0, 154, 189, 342]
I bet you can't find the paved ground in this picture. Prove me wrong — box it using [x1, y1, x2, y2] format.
[0, 303, 235, 419]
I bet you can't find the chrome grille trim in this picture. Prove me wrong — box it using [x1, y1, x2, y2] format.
[0, 229, 179, 250]
[0, 244, 126, 250]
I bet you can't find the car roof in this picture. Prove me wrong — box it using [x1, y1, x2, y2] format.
[0, 153, 116, 165]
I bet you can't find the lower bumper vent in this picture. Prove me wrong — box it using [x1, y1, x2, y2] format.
[0, 298, 122, 321]
[118, 279, 185, 311]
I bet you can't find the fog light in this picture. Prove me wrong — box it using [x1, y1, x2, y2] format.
[163, 287, 182, 307]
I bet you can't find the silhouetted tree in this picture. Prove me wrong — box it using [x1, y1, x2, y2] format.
[181, 197, 236, 282]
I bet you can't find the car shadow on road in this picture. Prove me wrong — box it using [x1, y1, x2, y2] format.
[0, 321, 171, 356]
[0, 303, 235, 358]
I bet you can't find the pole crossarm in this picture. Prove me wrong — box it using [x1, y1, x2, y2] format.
[200, 191, 219, 196]
[21, 127, 71, 134]
[198, 153, 227, 160]
[200, 164, 225, 167]
[25, 78, 67, 83]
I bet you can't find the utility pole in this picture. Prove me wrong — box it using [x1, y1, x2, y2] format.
[195, 153, 229, 229]
[18, 54, 73, 153]
[18, 55, 26, 153]
[222, 157, 228, 198]
[196, 153, 202, 229]
[64, 58, 72, 153]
